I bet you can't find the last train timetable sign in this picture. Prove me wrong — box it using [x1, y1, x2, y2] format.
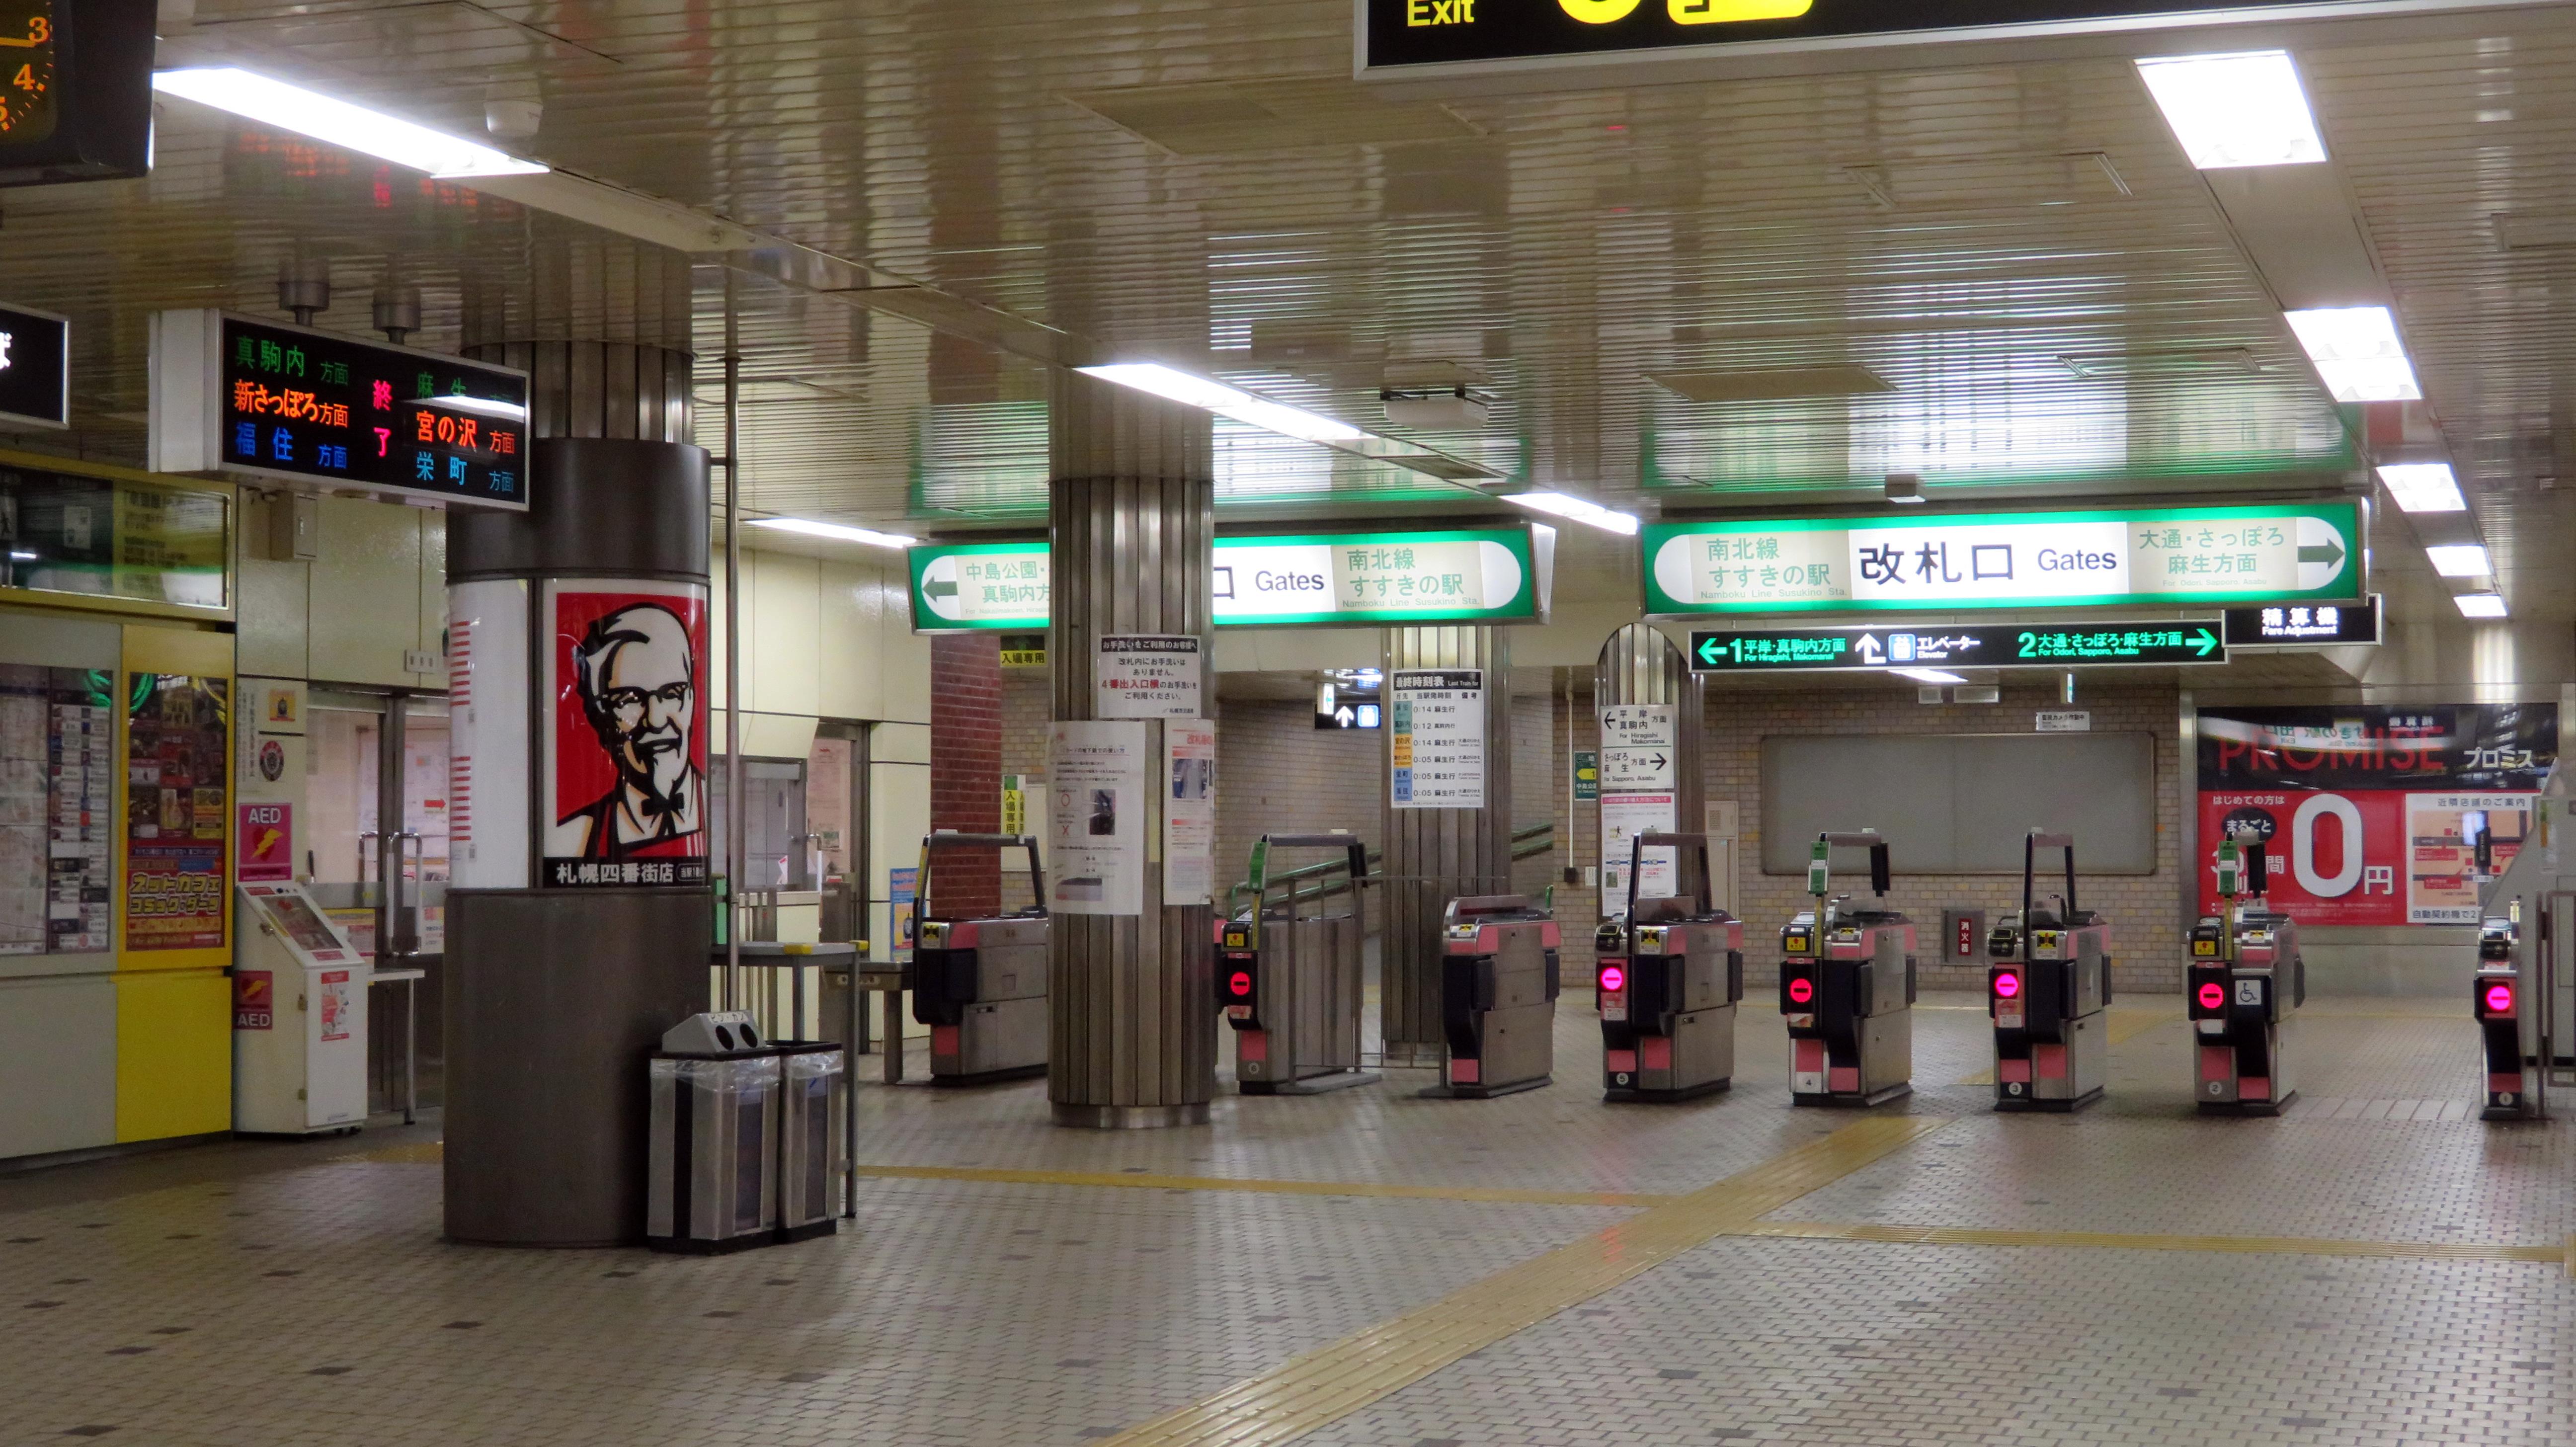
[1359, 0, 2436, 76]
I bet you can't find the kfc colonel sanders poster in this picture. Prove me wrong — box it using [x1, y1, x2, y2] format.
[543, 580, 711, 888]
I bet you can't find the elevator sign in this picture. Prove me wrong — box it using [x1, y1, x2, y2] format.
[1691, 621, 2225, 672]
[1645, 502, 2359, 616]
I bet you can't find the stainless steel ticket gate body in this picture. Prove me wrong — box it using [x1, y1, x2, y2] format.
[1596, 831, 1742, 1102]
[1779, 831, 1915, 1107]
[1985, 831, 2112, 1113]
[1431, 895, 1561, 1099]
[1219, 834, 1377, 1095]
[2185, 836, 2305, 1116]
[2473, 916, 2533, 1120]
[910, 833, 1048, 1085]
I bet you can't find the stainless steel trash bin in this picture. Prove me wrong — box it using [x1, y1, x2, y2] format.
[647, 1011, 780, 1254]
[777, 1043, 846, 1243]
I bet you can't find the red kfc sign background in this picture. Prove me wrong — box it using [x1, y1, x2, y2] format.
[542, 580, 711, 889]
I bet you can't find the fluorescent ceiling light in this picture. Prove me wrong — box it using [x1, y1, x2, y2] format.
[1076, 363, 1368, 443]
[2424, 544, 2491, 577]
[748, 518, 919, 549]
[2454, 593, 2508, 619]
[1499, 490, 1639, 536]
[2283, 306, 2421, 402]
[2375, 462, 2465, 513]
[2135, 51, 2327, 169]
[153, 68, 547, 179]
[1891, 668, 1966, 685]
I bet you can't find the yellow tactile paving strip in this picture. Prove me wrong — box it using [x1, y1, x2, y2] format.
[1097, 1115, 1948, 1447]
[1951, 1005, 2175, 1086]
[1734, 1217, 2570, 1265]
[857, 1163, 1676, 1210]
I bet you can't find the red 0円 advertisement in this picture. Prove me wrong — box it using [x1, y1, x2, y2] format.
[541, 580, 711, 889]
[2196, 705, 2556, 926]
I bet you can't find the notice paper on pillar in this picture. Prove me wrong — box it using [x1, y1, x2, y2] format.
[1389, 669, 1484, 808]
[540, 579, 711, 889]
[1602, 794, 1678, 902]
[1095, 635, 1204, 719]
[1048, 720, 1147, 915]
[1163, 720, 1217, 906]
[2196, 704, 2556, 926]
[1597, 703, 1679, 899]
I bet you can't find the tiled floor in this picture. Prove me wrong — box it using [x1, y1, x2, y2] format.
[2, 993, 2569, 1446]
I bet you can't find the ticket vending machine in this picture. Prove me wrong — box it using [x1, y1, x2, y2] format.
[1219, 833, 1377, 1095]
[1778, 831, 1915, 1107]
[1596, 831, 1742, 1102]
[1431, 894, 1561, 1098]
[910, 832, 1048, 1085]
[1985, 831, 2111, 1112]
[233, 882, 370, 1136]
[2186, 834, 2306, 1114]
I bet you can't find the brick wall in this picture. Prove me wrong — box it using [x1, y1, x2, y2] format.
[928, 634, 1002, 916]
[1214, 698, 1385, 925]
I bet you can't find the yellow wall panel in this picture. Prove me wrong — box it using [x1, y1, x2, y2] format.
[114, 968, 232, 1143]
[750, 553, 823, 717]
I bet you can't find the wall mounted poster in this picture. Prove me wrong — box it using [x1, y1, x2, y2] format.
[1048, 720, 1146, 916]
[2196, 705, 2557, 926]
[126, 673, 229, 950]
[1163, 720, 1217, 906]
[542, 579, 711, 889]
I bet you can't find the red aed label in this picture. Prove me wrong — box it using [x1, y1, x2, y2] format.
[233, 969, 274, 1031]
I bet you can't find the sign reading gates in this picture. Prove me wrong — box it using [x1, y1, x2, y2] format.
[2196, 705, 2557, 927]
[1645, 502, 2359, 616]
[542, 580, 711, 890]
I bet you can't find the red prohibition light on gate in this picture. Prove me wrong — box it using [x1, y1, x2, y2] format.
[1598, 965, 1626, 994]
[2196, 981, 2226, 1011]
[1228, 970, 1253, 998]
[1787, 976, 1815, 1005]
[2485, 982, 2515, 1015]
[1994, 970, 2022, 1000]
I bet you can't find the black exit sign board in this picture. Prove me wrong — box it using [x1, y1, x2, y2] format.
[149, 310, 532, 511]
[0, 301, 68, 430]
[1690, 621, 2226, 673]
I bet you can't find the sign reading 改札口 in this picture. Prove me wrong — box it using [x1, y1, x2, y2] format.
[149, 310, 532, 511]
[1646, 502, 2359, 616]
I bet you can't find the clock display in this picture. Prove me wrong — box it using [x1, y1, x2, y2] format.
[0, 3, 54, 144]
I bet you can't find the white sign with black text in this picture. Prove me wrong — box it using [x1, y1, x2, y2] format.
[1599, 703, 1678, 791]
[1095, 635, 1203, 719]
[2036, 710, 2092, 733]
[1390, 669, 1485, 808]
[1047, 721, 1147, 915]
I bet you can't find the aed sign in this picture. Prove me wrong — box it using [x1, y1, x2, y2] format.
[1645, 502, 2360, 617]
[0, 301, 67, 430]
[148, 310, 532, 511]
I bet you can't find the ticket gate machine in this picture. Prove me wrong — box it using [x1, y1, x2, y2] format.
[1778, 831, 1916, 1107]
[2186, 834, 2306, 1114]
[2468, 793, 2576, 1121]
[1596, 832, 1743, 1102]
[1219, 833, 1377, 1095]
[2473, 914, 2539, 1119]
[910, 832, 1048, 1085]
[1432, 894, 1561, 1098]
[1984, 831, 2111, 1112]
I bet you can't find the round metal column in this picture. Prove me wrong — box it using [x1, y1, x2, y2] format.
[1592, 624, 1707, 921]
[1046, 369, 1218, 1129]
[1378, 626, 1515, 1061]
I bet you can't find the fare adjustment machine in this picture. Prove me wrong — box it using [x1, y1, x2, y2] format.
[233, 881, 371, 1135]
[1219, 833, 1377, 1095]
[1595, 831, 1743, 1101]
[1985, 831, 2112, 1112]
[2187, 833, 2307, 1114]
[1433, 894, 1562, 1098]
[910, 832, 1048, 1084]
[1779, 831, 1916, 1106]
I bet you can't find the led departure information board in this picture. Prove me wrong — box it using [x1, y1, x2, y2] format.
[149, 310, 532, 511]
[0, 0, 154, 188]
[1690, 621, 2226, 673]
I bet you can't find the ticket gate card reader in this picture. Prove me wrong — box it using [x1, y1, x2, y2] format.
[2186, 835, 2306, 1115]
[1429, 894, 1562, 1099]
[2473, 915, 2536, 1120]
[1221, 833, 1378, 1095]
[233, 881, 371, 1136]
[1985, 831, 2111, 1112]
[1597, 831, 1743, 1102]
[1779, 831, 1916, 1107]
[910, 832, 1048, 1085]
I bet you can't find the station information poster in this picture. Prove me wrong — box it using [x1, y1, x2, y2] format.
[1390, 669, 1485, 809]
[541, 580, 711, 889]
[1599, 703, 1679, 900]
[2196, 704, 2558, 926]
[125, 673, 229, 951]
[1048, 720, 1146, 915]
[1163, 720, 1217, 906]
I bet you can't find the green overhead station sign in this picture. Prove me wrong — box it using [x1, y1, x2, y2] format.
[1643, 501, 2360, 617]
[1690, 621, 2227, 673]
[909, 525, 1553, 633]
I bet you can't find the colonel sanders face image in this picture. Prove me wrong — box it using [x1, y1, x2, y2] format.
[548, 603, 703, 859]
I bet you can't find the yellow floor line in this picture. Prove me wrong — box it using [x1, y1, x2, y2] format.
[1953, 1006, 2177, 1086]
[856, 1164, 1674, 1210]
[1734, 1218, 2564, 1265]
[1098, 1115, 1948, 1447]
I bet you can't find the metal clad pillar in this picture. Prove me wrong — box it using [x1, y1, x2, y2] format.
[1379, 626, 1514, 1059]
[1047, 371, 1217, 1128]
[1593, 624, 1706, 919]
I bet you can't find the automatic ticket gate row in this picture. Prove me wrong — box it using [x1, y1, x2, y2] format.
[1985, 831, 2111, 1113]
[1779, 831, 1916, 1107]
[1595, 832, 1742, 1102]
[909, 833, 1049, 1085]
[1220, 834, 1377, 1095]
[2186, 834, 2305, 1115]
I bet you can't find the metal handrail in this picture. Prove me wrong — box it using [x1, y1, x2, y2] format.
[1224, 822, 1555, 916]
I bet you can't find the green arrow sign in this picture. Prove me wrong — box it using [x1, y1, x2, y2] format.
[1690, 621, 2230, 673]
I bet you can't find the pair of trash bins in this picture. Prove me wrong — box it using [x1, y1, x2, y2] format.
[645, 1011, 845, 1254]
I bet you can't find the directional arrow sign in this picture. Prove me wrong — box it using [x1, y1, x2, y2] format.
[1690, 621, 2229, 672]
